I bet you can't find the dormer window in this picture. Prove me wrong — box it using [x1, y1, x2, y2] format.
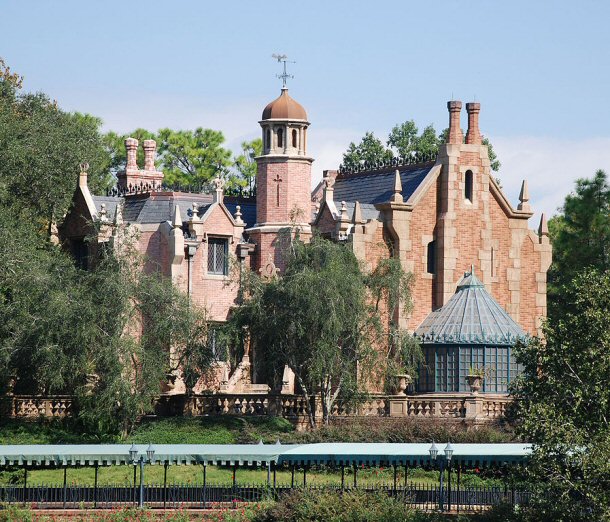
[207, 237, 228, 276]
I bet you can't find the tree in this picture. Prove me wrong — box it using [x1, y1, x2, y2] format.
[548, 170, 610, 318]
[230, 138, 262, 192]
[511, 269, 610, 520]
[340, 121, 500, 172]
[226, 233, 416, 427]
[387, 120, 441, 158]
[341, 132, 393, 170]
[0, 62, 112, 224]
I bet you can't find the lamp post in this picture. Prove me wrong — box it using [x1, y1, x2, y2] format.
[129, 443, 155, 508]
[429, 442, 453, 512]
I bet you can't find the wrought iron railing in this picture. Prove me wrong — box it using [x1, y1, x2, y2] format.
[0, 482, 532, 511]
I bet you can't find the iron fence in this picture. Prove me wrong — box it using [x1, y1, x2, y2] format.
[0, 482, 531, 511]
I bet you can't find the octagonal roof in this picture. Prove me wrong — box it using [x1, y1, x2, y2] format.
[415, 267, 527, 345]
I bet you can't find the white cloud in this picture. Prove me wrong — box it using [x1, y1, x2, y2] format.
[493, 136, 610, 222]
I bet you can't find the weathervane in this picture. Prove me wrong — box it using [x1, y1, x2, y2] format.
[272, 53, 295, 88]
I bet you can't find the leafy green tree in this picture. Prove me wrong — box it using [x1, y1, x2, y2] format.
[226, 234, 416, 427]
[230, 138, 262, 192]
[548, 170, 610, 318]
[341, 132, 393, 170]
[0, 62, 112, 224]
[387, 120, 441, 158]
[156, 127, 232, 186]
[512, 269, 610, 521]
[342, 122, 500, 172]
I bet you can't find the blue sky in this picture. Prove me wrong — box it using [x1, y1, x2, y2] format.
[2, 0, 610, 219]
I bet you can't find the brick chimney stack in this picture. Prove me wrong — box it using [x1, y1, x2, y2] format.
[447, 101, 463, 144]
[117, 137, 164, 191]
[143, 140, 157, 171]
[465, 102, 482, 145]
[125, 138, 139, 169]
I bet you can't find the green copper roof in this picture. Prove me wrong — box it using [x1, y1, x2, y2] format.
[415, 267, 527, 345]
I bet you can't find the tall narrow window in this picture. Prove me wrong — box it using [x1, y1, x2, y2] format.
[207, 238, 228, 275]
[465, 170, 473, 202]
[491, 247, 495, 277]
[277, 128, 284, 149]
[292, 129, 298, 148]
[266, 129, 271, 150]
[427, 240, 436, 274]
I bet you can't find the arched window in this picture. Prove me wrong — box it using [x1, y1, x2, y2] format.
[292, 129, 298, 148]
[266, 129, 271, 150]
[277, 128, 284, 149]
[465, 170, 473, 202]
[427, 240, 436, 274]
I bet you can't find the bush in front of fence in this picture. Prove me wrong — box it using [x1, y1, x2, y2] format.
[248, 489, 455, 522]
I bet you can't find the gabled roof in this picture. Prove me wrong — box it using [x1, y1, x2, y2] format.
[333, 164, 434, 206]
[415, 268, 527, 345]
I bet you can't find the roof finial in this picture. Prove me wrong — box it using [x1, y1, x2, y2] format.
[538, 213, 549, 238]
[272, 53, 295, 89]
[518, 180, 531, 211]
[390, 170, 404, 203]
[352, 200, 363, 224]
[339, 201, 349, 221]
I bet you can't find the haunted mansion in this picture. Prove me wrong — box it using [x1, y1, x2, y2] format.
[60, 88, 551, 397]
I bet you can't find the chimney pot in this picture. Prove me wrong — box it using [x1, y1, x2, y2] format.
[465, 102, 482, 145]
[446, 101, 463, 144]
[125, 138, 139, 169]
[142, 139, 157, 171]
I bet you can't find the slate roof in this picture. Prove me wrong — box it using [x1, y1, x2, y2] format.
[225, 199, 257, 229]
[415, 268, 527, 345]
[333, 164, 433, 206]
[341, 201, 381, 221]
[93, 194, 215, 224]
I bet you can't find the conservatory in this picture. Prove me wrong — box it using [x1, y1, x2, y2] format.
[415, 267, 527, 394]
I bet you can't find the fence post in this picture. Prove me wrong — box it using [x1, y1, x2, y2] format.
[457, 465, 461, 513]
[23, 467, 27, 507]
[163, 462, 168, 509]
[94, 463, 99, 508]
[353, 463, 357, 488]
[62, 466, 67, 509]
[202, 463, 207, 509]
[393, 464, 397, 496]
[291, 465, 295, 488]
[341, 465, 345, 490]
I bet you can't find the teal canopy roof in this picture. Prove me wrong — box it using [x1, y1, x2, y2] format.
[0, 443, 531, 468]
[415, 267, 527, 345]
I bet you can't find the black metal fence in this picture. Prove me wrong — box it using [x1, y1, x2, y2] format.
[0, 483, 531, 511]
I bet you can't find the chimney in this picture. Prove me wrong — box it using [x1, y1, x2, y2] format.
[78, 162, 89, 188]
[465, 102, 482, 145]
[447, 101, 463, 144]
[142, 139, 157, 171]
[125, 137, 139, 170]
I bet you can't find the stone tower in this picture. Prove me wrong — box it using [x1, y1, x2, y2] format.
[247, 87, 313, 271]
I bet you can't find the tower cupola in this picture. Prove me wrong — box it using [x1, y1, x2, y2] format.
[260, 88, 309, 156]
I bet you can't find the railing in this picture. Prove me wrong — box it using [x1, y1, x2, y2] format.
[0, 482, 532, 511]
[2, 393, 512, 422]
[0, 396, 73, 419]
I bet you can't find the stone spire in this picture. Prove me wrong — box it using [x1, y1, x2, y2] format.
[172, 204, 182, 228]
[352, 200, 363, 224]
[390, 170, 404, 203]
[518, 180, 531, 212]
[538, 213, 549, 240]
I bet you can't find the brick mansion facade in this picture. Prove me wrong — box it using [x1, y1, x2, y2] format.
[60, 89, 551, 397]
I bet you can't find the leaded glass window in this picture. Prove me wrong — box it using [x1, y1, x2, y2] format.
[207, 238, 228, 275]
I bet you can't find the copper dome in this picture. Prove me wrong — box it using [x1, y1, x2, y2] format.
[262, 88, 308, 121]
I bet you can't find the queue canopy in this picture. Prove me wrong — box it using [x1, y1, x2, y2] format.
[0, 443, 531, 468]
